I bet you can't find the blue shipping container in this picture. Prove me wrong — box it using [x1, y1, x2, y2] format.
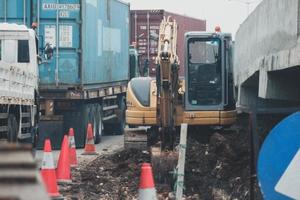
[0, 0, 31, 27]
[0, 0, 130, 88]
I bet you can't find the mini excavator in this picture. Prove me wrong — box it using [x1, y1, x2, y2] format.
[124, 17, 237, 182]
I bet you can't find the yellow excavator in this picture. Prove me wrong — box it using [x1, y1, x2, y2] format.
[125, 17, 236, 181]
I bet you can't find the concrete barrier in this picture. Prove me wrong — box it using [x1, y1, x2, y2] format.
[234, 0, 300, 109]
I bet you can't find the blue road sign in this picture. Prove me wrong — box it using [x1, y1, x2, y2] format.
[258, 112, 300, 200]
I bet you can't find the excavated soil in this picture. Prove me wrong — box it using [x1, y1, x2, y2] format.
[61, 114, 284, 200]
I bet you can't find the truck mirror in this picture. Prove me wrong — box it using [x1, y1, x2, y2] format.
[44, 43, 53, 60]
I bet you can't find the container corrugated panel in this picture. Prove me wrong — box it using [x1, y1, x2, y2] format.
[38, 0, 81, 86]
[0, 0, 31, 27]
[130, 10, 206, 77]
[0, 0, 129, 88]
[82, 0, 130, 85]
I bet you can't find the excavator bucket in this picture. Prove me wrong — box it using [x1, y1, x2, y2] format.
[124, 127, 179, 185]
[151, 145, 178, 184]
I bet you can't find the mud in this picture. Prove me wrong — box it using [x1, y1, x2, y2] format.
[61, 114, 284, 200]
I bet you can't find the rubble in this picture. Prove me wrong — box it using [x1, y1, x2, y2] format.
[61, 129, 254, 199]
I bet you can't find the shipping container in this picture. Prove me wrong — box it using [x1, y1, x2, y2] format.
[37, 0, 129, 88]
[0, 0, 130, 149]
[0, 0, 32, 27]
[130, 10, 206, 77]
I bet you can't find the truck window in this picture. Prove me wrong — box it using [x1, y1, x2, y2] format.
[18, 40, 30, 63]
[3, 40, 17, 63]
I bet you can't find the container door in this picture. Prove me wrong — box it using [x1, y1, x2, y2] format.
[37, 0, 81, 86]
[0, 0, 31, 27]
[130, 10, 162, 77]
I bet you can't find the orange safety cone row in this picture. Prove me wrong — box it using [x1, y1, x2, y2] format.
[82, 123, 98, 155]
[138, 163, 157, 200]
[40, 139, 62, 198]
[56, 135, 72, 183]
[68, 128, 78, 167]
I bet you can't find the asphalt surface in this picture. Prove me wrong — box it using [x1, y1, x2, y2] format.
[35, 135, 124, 168]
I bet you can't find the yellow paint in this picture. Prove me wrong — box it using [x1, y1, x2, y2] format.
[126, 79, 237, 127]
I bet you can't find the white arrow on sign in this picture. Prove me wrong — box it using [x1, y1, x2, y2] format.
[275, 148, 300, 199]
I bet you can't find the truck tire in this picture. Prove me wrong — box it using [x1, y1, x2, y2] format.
[7, 114, 18, 142]
[83, 104, 92, 145]
[95, 104, 103, 143]
[113, 96, 126, 135]
[86, 104, 101, 144]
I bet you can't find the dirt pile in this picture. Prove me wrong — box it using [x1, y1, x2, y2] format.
[61, 125, 257, 200]
[184, 131, 251, 199]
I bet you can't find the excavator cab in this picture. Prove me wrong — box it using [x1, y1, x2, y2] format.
[124, 20, 237, 184]
[185, 32, 235, 111]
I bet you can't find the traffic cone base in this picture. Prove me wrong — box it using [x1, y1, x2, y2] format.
[56, 135, 72, 183]
[82, 144, 98, 155]
[40, 139, 62, 198]
[82, 123, 98, 155]
[138, 188, 157, 200]
[41, 170, 61, 197]
[50, 196, 65, 200]
[57, 178, 72, 184]
[51, 196, 65, 200]
[138, 163, 157, 199]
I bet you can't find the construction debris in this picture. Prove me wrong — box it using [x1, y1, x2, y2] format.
[60, 125, 255, 200]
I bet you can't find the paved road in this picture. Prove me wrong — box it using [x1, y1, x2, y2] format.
[35, 135, 124, 168]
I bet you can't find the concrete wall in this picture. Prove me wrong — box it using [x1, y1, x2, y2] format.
[234, 0, 300, 109]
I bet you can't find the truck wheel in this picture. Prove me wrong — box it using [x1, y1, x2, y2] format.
[89, 104, 101, 144]
[7, 114, 18, 142]
[95, 105, 103, 143]
[83, 104, 90, 144]
[114, 96, 126, 135]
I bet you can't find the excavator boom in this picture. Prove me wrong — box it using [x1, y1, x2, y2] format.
[156, 17, 180, 150]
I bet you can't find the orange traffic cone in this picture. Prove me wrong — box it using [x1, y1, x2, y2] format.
[56, 135, 72, 183]
[82, 123, 98, 155]
[138, 163, 157, 200]
[40, 139, 62, 198]
[68, 128, 78, 167]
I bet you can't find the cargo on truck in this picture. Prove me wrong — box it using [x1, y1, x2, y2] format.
[0, 0, 130, 149]
[130, 9, 206, 77]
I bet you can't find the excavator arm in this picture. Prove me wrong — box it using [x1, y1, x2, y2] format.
[156, 16, 180, 150]
[124, 17, 182, 184]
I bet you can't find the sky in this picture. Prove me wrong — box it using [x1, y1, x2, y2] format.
[122, 0, 262, 38]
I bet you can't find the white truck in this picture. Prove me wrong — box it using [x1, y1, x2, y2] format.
[0, 23, 39, 144]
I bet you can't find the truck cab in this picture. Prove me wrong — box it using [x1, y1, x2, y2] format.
[0, 23, 39, 144]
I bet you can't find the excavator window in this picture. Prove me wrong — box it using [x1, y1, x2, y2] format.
[189, 38, 220, 64]
[187, 38, 222, 106]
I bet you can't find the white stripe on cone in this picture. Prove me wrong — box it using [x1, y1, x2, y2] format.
[86, 138, 93, 144]
[69, 136, 76, 148]
[42, 152, 55, 169]
[138, 188, 157, 200]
